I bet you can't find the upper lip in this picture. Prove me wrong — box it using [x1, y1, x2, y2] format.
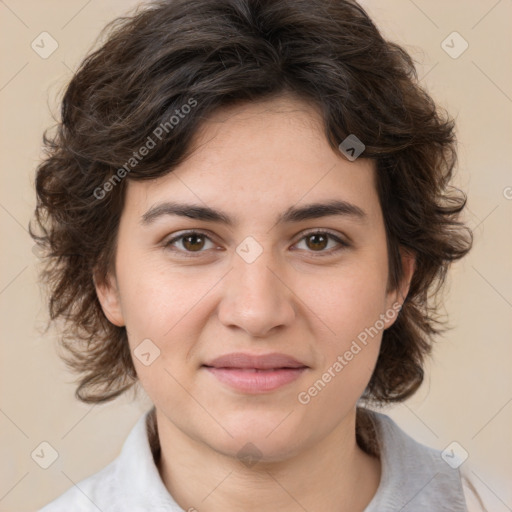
[203, 352, 308, 370]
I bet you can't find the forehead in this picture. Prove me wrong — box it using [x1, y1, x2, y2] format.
[123, 95, 382, 227]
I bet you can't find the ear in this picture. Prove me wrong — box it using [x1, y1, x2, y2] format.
[384, 247, 416, 325]
[93, 270, 125, 327]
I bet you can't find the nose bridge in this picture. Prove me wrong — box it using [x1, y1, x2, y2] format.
[218, 239, 295, 337]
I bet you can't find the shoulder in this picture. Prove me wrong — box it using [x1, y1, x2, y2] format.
[364, 409, 469, 511]
[372, 412, 492, 511]
[37, 460, 120, 512]
[37, 409, 157, 512]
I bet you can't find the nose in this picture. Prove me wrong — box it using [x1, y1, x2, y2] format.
[217, 247, 296, 338]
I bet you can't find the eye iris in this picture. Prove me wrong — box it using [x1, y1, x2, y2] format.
[183, 234, 205, 251]
[306, 233, 328, 251]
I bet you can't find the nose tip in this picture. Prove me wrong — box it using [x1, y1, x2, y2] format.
[217, 257, 296, 338]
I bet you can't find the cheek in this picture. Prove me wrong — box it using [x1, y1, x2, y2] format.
[117, 269, 206, 410]
[298, 276, 385, 416]
[302, 257, 388, 392]
[313, 260, 389, 340]
[115, 256, 216, 382]
[116, 249, 204, 336]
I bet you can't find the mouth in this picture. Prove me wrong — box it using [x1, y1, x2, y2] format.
[201, 352, 309, 393]
[202, 366, 307, 393]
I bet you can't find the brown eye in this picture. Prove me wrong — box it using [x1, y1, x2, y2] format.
[305, 233, 329, 251]
[294, 230, 349, 256]
[181, 233, 206, 252]
[165, 231, 216, 256]
[165, 229, 349, 259]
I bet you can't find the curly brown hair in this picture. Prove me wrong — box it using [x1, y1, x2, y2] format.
[30, 0, 473, 404]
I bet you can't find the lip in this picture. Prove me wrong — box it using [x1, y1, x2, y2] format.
[203, 352, 308, 370]
[202, 352, 309, 393]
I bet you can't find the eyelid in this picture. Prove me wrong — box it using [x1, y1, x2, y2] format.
[291, 228, 350, 256]
[164, 229, 220, 255]
[299, 227, 349, 244]
[164, 228, 350, 257]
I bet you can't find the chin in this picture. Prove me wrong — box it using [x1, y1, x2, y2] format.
[204, 415, 307, 463]
[213, 436, 304, 466]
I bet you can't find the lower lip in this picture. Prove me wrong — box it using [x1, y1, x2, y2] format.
[203, 366, 307, 393]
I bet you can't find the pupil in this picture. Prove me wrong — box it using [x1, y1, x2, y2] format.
[184, 235, 204, 251]
[308, 234, 327, 251]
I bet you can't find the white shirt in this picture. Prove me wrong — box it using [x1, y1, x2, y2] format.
[38, 407, 487, 511]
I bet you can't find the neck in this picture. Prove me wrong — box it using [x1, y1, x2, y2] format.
[154, 407, 381, 512]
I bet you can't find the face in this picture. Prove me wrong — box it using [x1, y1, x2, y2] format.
[96, 95, 414, 462]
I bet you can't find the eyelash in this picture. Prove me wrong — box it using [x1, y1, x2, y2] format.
[164, 229, 350, 258]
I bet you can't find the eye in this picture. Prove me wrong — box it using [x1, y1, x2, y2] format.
[164, 229, 349, 258]
[292, 230, 350, 256]
[164, 231, 217, 256]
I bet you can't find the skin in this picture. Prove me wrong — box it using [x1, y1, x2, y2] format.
[96, 94, 415, 512]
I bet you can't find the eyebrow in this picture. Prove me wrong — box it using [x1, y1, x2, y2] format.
[140, 199, 368, 227]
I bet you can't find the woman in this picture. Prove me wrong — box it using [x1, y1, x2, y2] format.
[31, 0, 486, 510]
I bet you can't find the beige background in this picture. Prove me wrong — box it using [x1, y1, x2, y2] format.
[1, 1, 511, 510]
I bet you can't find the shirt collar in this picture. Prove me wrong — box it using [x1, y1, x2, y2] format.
[116, 406, 466, 511]
[112, 406, 182, 510]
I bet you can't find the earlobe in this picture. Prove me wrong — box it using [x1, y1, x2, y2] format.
[93, 271, 125, 327]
